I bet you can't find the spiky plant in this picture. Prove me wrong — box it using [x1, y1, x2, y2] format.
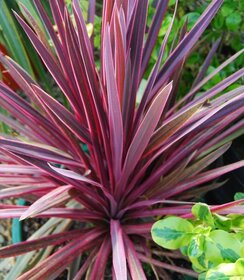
[0, 0, 243, 279]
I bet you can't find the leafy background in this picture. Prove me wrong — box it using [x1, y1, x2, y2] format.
[90, 0, 244, 98]
[147, 0, 243, 96]
[0, 0, 243, 99]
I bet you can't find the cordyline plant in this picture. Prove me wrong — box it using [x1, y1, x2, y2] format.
[0, 0, 243, 279]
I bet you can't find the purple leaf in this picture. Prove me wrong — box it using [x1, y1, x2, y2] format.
[191, 38, 221, 89]
[0, 139, 83, 167]
[162, 161, 244, 198]
[20, 185, 73, 220]
[110, 219, 127, 280]
[138, 253, 198, 278]
[135, 0, 177, 130]
[17, 229, 104, 280]
[0, 229, 85, 258]
[153, 0, 223, 99]
[140, 0, 169, 77]
[124, 234, 146, 280]
[121, 82, 172, 184]
[32, 85, 91, 144]
[104, 26, 124, 181]
[73, 249, 97, 280]
[89, 237, 111, 280]
[0, 183, 56, 200]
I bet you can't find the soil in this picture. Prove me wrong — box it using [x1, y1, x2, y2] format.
[0, 219, 12, 279]
[0, 219, 11, 247]
[22, 217, 48, 240]
[206, 135, 244, 204]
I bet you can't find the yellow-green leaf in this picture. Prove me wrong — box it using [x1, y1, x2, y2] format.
[151, 216, 194, 250]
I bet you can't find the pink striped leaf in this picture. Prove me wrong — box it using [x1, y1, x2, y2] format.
[0, 183, 56, 200]
[0, 207, 104, 222]
[104, 26, 123, 181]
[162, 161, 244, 198]
[121, 82, 172, 183]
[16, 229, 104, 280]
[32, 85, 91, 144]
[88, 237, 111, 280]
[110, 219, 127, 280]
[124, 234, 147, 280]
[0, 229, 86, 258]
[0, 139, 82, 167]
[20, 185, 74, 220]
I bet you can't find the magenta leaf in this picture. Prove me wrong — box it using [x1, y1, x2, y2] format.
[110, 220, 127, 280]
[104, 26, 124, 181]
[20, 185, 73, 220]
[17, 229, 104, 280]
[0, 229, 85, 258]
[124, 234, 147, 280]
[122, 82, 172, 184]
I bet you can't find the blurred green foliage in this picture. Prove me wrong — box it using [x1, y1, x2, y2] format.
[146, 0, 243, 97]
[0, 0, 243, 98]
[91, 0, 243, 97]
[0, 0, 54, 91]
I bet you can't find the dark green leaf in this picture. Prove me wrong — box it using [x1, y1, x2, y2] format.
[221, 3, 234, 17]
[0, 1, 34, 76]
[152, 227, 183, 241]
[225, 13, 241, 31]
[234, 192, 244, 201]
[213, 14, 224, 29]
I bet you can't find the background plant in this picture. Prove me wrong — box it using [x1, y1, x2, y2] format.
[152, 200, 244, 279]
[0, 0, 243, 279]
[0, 0, 52, 89]
[145, 0, 244, 97]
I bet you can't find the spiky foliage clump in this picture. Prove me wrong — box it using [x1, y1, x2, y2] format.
[0, 0, 243, 279]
